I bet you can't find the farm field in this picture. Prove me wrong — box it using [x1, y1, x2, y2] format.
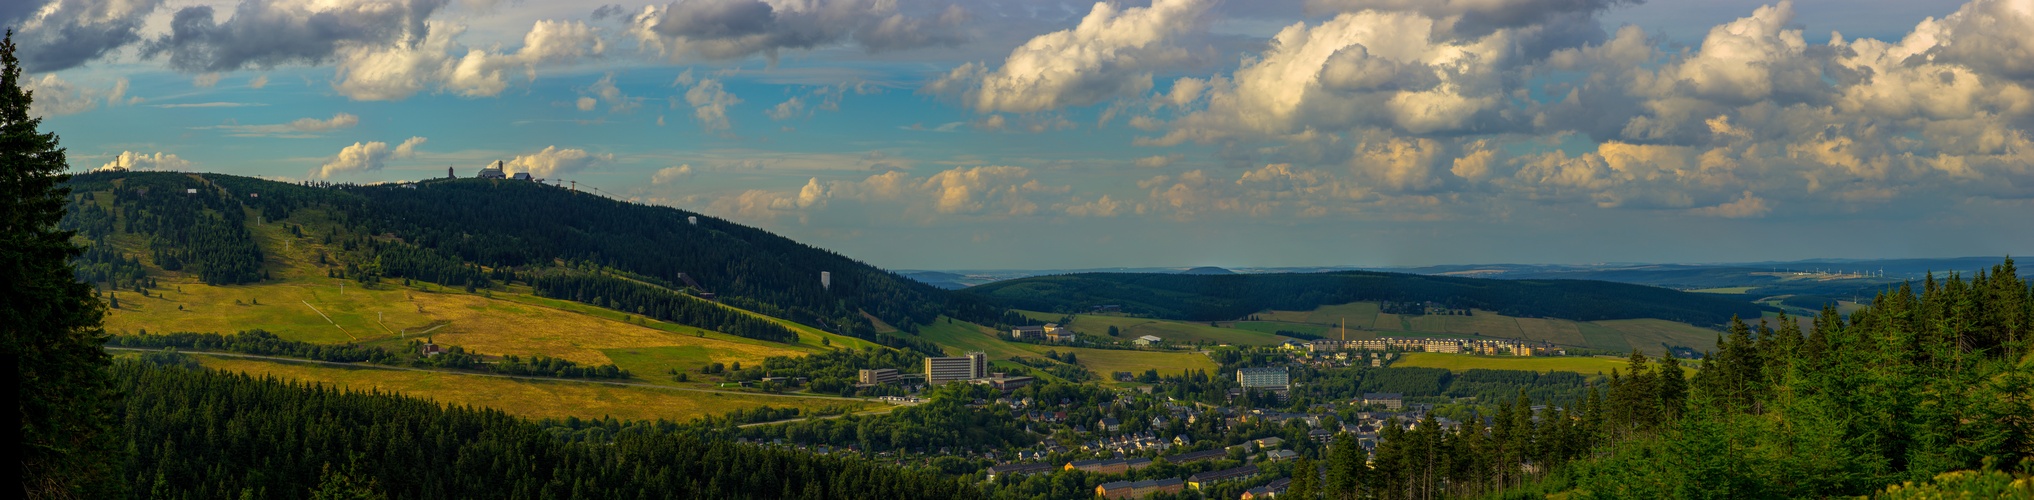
[1013, 310, 1287, 346]
[1231, 321, 1331, 338]
[1440, 311, 1527, 338]
[1300, 302, 1383, 325]
[1588, 319, 1722, 354]
[1256, 301, 1722, 355]
[1391, 353, 1633, 377]
[916, 317, 1219, 377]
[104, 275, 825, 376]
[1512, 317, 1588, 346]
[193, 355, 874, 422]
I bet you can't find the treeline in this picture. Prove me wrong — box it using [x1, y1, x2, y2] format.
[1518, 262, 2034, 498]
[1300, 352, 1688, 498]
[530, 272, 800, 343]
[64, 173, 265, 285]
[711, 383, 1038, 454]
[963, 271, 1773, 326]
[115, 360, 982, 499]
[725, 347, 925, 396]
[109, 330, 387, 363]
[106, 330, 631, 380]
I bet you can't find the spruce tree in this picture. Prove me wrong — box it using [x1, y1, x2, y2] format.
[1287, 456, 1321, 500]
[1325, 433, 1366, 499]
[1, 30, 121, 498]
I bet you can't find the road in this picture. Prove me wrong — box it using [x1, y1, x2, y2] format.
[105, 347, 881, 403]
[737, 410, 871, 428]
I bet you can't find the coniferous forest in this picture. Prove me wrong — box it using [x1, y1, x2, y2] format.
[1309, 264, 2034, 499]
[116, 360, 981, 499]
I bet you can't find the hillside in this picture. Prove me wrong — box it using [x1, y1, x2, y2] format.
[63, 171, 1015, 340]
[963, 271, 1774, 327]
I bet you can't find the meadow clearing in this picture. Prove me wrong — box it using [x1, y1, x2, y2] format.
[192, 354, 874, 422]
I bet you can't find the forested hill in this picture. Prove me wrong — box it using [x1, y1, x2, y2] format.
[63, 171, 1010, 337]
[962, 271, 1776, 326]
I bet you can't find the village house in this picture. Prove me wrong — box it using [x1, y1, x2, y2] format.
[1185, 465, 1259, 490]
[1241, 478, 1293, 499]
[1096, 478, 1185, 499]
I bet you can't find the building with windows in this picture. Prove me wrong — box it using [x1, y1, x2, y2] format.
[1236, 367, 1290, 390]
[1097, 478, 1183, 499]
[974, 372, 1035, 391]
[477, 161, 507, 179]
[1133, 335, 1163, 346]
[1186, 465, 1258, 490]
[857, 368, 899, 385]
[1362, 392, 1404, 410]
[925, 352, 987, 385]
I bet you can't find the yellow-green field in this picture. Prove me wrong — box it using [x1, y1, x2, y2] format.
[1013, 311, 1286, 346]
[1391, 352, 1634, 377]
[915, 317, 1218, 377]
[106, 276, 822, 375]
[1589, 319, 1721, 354]
[194, 355, 874, 422]
[1257, 301, 1721, 354]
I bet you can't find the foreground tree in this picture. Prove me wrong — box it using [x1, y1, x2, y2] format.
[1, 30, 121, 498]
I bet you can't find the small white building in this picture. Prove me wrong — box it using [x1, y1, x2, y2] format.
[1133, 335, 1163, 346]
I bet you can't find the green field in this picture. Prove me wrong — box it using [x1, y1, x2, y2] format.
[1012, 311, 1288, 346]
[1591, 319, 1721, 354]
[1254, 301, 1722, 355]
[1232, 321, 1331, 338]
[193, 354, 874, 422]
[915, 317, 1219, 377]
[1391, 352, 1633, 377]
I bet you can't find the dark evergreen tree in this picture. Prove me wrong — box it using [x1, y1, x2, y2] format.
[0, 31, 121, 499]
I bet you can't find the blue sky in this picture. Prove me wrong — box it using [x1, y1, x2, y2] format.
[12, 0, 2031, 269]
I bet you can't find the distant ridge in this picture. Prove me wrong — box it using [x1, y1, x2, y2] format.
[63, 171, 1016, 338]
[1178, 266, 1234, 275]
[961, 271, 1774, 326]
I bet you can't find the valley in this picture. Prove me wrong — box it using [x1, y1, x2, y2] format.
[44, 170, 2029, 500]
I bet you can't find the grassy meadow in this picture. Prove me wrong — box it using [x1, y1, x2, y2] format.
[191, 355, 872, 422]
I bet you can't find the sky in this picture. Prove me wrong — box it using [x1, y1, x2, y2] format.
[11, 0, 2033, 270]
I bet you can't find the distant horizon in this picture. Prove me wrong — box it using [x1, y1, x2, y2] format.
[895, 254, 2026, 274]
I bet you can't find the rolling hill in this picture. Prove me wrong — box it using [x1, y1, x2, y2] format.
[65, 171, 1015, 339]
[962, 271, 1775, 327]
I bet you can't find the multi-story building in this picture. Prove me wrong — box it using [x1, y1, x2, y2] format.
[1185, 465, 1259, 490]
[1423, 339, 1463, 353]
[1097, 478, 1184, 499]
[857, 368, 900, 385]
[925, 352, 987, 385]
[1236, 367, 1290, 390]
